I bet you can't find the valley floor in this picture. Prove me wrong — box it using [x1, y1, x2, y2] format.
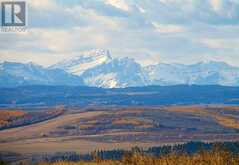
[0, 105, 239, 162]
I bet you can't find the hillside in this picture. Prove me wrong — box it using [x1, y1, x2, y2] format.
[0, 105, 239, 157]
[0, 85, 239, 107]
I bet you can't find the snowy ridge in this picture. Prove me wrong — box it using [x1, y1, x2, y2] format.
[53, 49, 239, 88]
[51, 49, 112, 76]
[145, 61, 239, 86]
[81, 57, 149, 88]
[1, 50, 239, 88]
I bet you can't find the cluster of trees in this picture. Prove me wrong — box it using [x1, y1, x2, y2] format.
[0, 109, 64, 130]
[1, 141, 239, 164]
[40, 149, 239, 165]
[34, 141, 239, 163]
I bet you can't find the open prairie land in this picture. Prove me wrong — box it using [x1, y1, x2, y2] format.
[0, 105, 239, 157]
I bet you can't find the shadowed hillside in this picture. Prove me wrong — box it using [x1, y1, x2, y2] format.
[1, 85, 239, 107]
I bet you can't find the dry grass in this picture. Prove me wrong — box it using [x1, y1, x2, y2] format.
[80, 117, 154, 130]
[86, 120, 99, 125]
[0, 111, 106, 142]
[211, 106, 239, 111]
[1, 106, 239, 155]
[214, 115, 239, 129]
[167, 105, 239, 129]
[112, 118, 153, 129]
[167, 106, 208, 115]
[80, 124, 95, 130]
[113, 109, 146, 115]
[79, 119, 100, 130]
[39, 150, 239, 165]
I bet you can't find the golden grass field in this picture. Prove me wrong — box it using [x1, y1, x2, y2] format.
[0, 110, 158, 154]
[0, 105, 239, 156]
[167, 105, 239, 129]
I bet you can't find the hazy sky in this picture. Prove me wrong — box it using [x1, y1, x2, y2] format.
[0, 0, 239, 67]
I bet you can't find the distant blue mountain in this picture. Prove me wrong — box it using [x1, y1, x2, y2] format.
[0, 62, 84, 87]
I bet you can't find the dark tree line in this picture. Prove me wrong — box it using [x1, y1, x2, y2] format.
[33, 141, 239, 163]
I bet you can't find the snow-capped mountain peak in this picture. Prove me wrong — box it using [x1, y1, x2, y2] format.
[81, 57, 149, 88]
[51, 49, 112, 76]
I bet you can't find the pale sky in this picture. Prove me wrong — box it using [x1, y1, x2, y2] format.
[0, 0, 239, 67]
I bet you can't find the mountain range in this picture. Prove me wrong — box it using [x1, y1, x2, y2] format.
[1, 49, 239, 88]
